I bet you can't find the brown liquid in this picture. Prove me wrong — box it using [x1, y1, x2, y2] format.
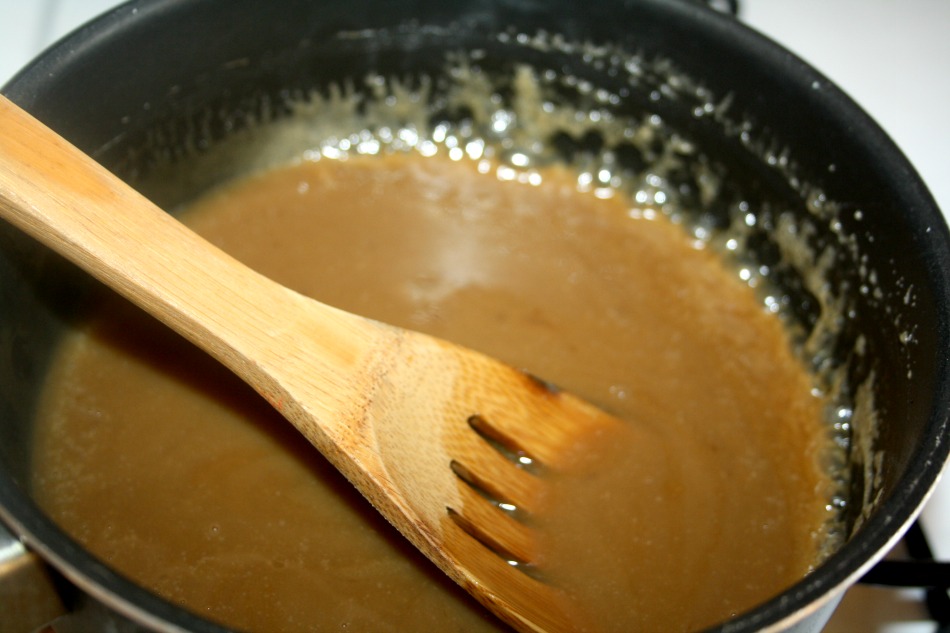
[31, 153, 832, 631]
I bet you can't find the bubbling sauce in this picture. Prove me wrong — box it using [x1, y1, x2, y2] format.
[31, 152, 833, 631]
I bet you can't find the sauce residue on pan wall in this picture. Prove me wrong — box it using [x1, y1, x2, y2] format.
[32, 151, 834, 631]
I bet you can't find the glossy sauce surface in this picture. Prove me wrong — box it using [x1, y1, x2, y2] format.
[32, 153, 832, 631]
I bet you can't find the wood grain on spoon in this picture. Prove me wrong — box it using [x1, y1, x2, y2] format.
[0, 94, 619, 632]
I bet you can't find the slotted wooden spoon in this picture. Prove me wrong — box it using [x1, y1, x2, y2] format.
[0, 94, 617, 632]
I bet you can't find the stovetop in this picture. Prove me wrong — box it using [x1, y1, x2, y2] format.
[1, 1, 948, 631]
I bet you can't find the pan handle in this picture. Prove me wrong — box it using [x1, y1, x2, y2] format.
[705, 0, 739, 15]
[682, 0, 740, 16]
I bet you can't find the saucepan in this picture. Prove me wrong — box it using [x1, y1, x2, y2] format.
[1, 0, 948, 631]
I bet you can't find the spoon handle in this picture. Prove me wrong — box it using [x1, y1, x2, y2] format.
[0, 95, 384, 435]
[0, 96, 608, 633]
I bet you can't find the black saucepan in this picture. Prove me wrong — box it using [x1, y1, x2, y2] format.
[1, 1, 948, 631]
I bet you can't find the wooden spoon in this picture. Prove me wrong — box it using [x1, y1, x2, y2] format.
[0, 95, 618, 631]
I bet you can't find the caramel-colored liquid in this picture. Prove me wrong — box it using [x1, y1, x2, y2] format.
[31, 153, 831, 631]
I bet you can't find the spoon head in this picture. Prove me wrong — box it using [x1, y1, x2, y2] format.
[298, 326, 622, 632]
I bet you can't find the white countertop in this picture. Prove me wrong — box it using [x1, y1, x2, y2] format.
[2, 1, 948, 631]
